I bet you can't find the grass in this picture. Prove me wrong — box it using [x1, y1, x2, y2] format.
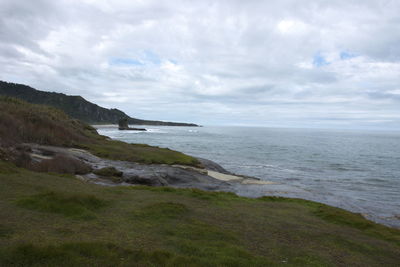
[0, 242, 180, 266]
[0, 96, 95, 147]
[0, 225, 13, 239]
[82, 140, 201, 166]
[132, 202, 190, 221]
[259, 196, 400, 246]
[16, 191, 108, 220]
[314, 204, 374, 229]
[0, 161, 399, 266]
[129, 185, 243, 202]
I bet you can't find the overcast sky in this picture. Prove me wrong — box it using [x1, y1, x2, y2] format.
[1, 0, 400, 129]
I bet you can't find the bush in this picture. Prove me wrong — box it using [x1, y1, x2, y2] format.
[93, 167, 122, 177]
[31, 155, 92, 174]
[13, 152, 32, 168]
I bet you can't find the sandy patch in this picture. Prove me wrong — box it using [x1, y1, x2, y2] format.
[207, 170, 243, 181]
[207, 170, 278, 185]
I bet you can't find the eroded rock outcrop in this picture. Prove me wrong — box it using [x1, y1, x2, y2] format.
[17, 144, 273, 192]
[118, 118, 146, 131]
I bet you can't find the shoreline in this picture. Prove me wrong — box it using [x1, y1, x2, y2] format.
[94, 125, 400, 229]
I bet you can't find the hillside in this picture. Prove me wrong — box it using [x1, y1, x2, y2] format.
[0, 81, 198, 126]
[0, 96, 200, 166]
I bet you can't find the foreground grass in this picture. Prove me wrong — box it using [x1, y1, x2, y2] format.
[16, 192, 108, 220]
[0, 161, 399, 266]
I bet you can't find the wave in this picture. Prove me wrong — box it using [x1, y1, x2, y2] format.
[145, 128, 168, 133]
[365, 178, 387, 183]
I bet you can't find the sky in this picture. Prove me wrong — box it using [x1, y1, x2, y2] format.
[1, 0, 400, 129]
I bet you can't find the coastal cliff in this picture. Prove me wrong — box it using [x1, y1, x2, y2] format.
[0, 80, 198, 126]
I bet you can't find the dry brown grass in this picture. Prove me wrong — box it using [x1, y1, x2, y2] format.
[0, 96, 98, 147]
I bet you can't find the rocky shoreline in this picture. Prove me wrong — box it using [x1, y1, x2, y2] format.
[23, 144, 274, 191]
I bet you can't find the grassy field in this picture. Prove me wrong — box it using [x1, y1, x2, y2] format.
[0, 161, 399, 266]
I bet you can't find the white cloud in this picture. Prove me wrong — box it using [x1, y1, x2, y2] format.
[277, 19, 308, 35]
[0, 0, 400, 129]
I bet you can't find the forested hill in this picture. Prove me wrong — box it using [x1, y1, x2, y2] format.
[0, 81, 198, 126]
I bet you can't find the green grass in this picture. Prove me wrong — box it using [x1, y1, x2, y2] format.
[0, 161, 17, 174]
[16, 191, 107, 220]
[259, 196, 400, 246]
[82, 140, 201, 167]
[1, 161, 399, 266]
[313, 204, 374, 229]
[0, 225, 13, 239]
[0, 242, 182, 267]
[129, 186, 244, 202]
[132, 202, 190, 221]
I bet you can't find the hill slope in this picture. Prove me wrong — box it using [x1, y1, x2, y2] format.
[0, 96, 200, 166]
[0, 81, 198, 126]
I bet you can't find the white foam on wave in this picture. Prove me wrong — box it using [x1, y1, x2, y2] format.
[145, 128, 168, 133]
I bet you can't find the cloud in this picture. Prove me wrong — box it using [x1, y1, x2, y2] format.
[0, 0, 400, 129]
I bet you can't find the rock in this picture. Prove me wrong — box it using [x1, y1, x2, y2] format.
[15, 144, 32, 153]
[18, 144, 245, 192]
[122, 165, 230, 190]
[118, 118, 129, 129]
[125, 175, 168, 186]
[196, 157, 261, 181]
[31, 154, 92, 174]
[118, 118, 146, 131]
[196, 157, 231, 174]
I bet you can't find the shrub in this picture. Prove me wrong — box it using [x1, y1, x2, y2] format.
[93, 167, 122, 177]
[13, 152, 32, 168]
[30, 155, 92, 174]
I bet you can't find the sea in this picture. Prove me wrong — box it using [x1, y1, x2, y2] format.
[95, 125, 400, 228]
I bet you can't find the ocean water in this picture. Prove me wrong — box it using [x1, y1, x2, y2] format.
[95, 125, 400, 228]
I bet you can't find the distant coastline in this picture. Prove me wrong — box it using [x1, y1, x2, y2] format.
[0, 80, 199, 127]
